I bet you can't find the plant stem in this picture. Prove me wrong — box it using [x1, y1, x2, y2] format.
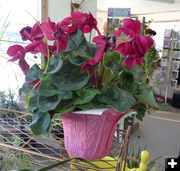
[89, 31, 92, 42]
[61, 51, 66, 61]
[0, 39, 28, 44]
[67, 36, 78, 49]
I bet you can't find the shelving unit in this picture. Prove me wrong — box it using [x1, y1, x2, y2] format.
[162, 29, 180, 105]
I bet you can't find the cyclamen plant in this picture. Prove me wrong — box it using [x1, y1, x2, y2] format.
[7, 11, 159, 135]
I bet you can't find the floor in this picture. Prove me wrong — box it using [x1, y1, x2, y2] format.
[129, 108, 180, 170]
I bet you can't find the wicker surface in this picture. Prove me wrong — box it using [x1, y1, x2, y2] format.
[0, 108, 133, 170]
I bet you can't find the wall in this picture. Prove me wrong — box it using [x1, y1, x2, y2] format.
[47, 0, 98, 38]
[47, 0, 97, 21]
[47, 0, 71, 22]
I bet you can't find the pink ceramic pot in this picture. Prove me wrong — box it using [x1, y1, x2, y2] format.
[61, 108, 130, 160]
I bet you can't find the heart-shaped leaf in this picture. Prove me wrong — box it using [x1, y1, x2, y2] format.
[134, 104, 147, 121]
[78, 39, 97, 60]
[28, 93, 39, 111]
[65, 30, 84, 52]
[104, 50, 121, 72]
[46, 54, 63, 74]
[94, 82, 136, 112]
[66, 50, 84, 65]
[75, 88, 101, 105]
[38, 75, 63, 97]
[30, 111, 51, 136]
[119, 71, 134, 93]
[38, 95, 62, 112]
[52, 63, 89, 90]
[25, 64, 42, 82]
[135, 85, 158, 107]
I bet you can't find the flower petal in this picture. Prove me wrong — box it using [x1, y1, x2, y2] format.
[133, 35, 154, 57]
[31, 22, 44, 41]
[41, 17, 57, 40]
[116, 42, 134, 56]
[7, 45, 24, 56]
[24, 41, 41, 53]
[20, 26, 32, 41]
[124, 57, 134, 69]
[19, 58, 30, 75]
[56, 35, 68, 53]
[83, 25, 92, 33]
[8, 52, 22, 62]
[134, 57, 144, 66]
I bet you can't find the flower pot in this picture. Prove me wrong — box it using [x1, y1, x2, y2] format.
[61, 108, 132, 160]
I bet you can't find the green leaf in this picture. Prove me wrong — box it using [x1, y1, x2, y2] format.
[131, 64, 144, 82]
[38, 95, 61, 112]
[37, 159, 72, 171]
[135, 86, 158, 107]
[46, 54, 63, 74]
[94, 82, 136, 112]
[25, 64, 42, 82]
[75, 158, 100, 169]
[104, 50, 121, 72]
[20, 82, 34, 95]
[65, 30, 84, 52]
[76, 103, 93, 110]
[28, 94, 39, 111]
[55, 96, 80, 114]
[157, 103, 169, 111]
[119, 71, 134, 93]
[134, 104, 147, 121]
[38, 75, 66, 97]
[30, 111, 51, 136]
[78, 39, 97, 60]
[52, 63, 89, 90]
[76, 88, 101, 105]
[66, 50, 84, 65]
[102, 68, 116, 82]
[146, 107, 156, 114]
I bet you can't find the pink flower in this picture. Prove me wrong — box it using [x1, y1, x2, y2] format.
[41, 17, 68, 54]
[20, 22, 44, 42]
[7, 41, 41, 74]
[146, 28, 156, 36]
[81, 62, 93, 75]
[114, 18, 154, 68]
[57, 17, 78, 35]
[81, 35, 116, 75]
[36, 43, 56, 61]
[71, 11, 101, 35]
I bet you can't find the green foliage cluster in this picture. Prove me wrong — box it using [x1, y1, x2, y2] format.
[20, 30, 166, 136]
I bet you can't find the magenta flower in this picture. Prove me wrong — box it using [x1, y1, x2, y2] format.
[41, 17, 68, 54]
[114, 18, 154, 68]
[7, 41, 41, 74]
[114, 19, 140, 39]
[57, 17, 78, 35]
[71, 11, 101, 35]
[81, 35, 116, 75]
[81, 62, 93, 75]
[35, 43, 56, 61]
[20, 22, 44, 42]
[146, 28, 156, 36]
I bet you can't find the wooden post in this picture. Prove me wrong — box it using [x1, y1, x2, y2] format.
[41, 0, 47, 22]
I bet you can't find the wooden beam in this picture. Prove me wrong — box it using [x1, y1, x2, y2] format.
[41, 0, 47, 22]
[131, 10, 180, 16]
[152, 19, 180, 23]
[97, 9, 180, 16]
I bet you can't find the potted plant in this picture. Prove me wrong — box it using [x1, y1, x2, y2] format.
[6, 11, 160, 160]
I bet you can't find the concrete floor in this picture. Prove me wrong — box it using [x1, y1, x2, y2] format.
[129, 109, 180, 169]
